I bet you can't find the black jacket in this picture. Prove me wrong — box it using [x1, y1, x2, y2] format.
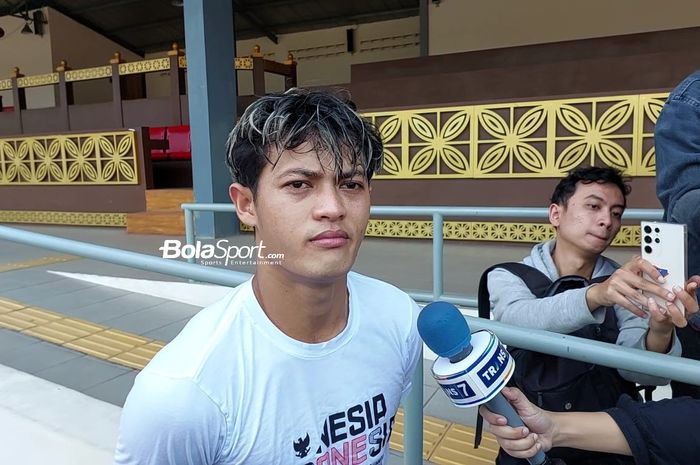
[606, 395, 700, 465]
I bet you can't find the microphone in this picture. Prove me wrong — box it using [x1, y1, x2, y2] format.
[417, 301, 550, 465]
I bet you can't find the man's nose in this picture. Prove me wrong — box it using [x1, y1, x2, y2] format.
[313, 185, 346, 221]
[599, 211, 613, 228]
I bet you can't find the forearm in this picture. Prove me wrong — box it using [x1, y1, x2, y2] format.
[615, 307, 679, 384]
[491, 288, 600, 333]
[585, 283, 605, 311]
[551, 411, 632, 456]
[644, 327, 674, 353]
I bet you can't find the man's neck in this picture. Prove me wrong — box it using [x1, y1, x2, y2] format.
[252, 269, 349, 344]
[551, 240, 598, 279]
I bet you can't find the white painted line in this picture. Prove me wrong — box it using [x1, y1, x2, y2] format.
[48, 270, 231, 307]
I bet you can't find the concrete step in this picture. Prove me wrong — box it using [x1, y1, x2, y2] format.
[126, 210, 184, 235]
[145, 189, 193, 212]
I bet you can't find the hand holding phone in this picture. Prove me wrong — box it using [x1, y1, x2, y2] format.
[640, 221, 688, 314]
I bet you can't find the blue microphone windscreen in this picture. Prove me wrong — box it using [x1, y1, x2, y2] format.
[417, 301, 472, 358]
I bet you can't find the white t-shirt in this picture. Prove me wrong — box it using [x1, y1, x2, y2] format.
[114, 272, 422, 465]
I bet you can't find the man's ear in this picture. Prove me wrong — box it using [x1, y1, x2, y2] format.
[549, 202, 562, 228]
[229, 183, 257, 227]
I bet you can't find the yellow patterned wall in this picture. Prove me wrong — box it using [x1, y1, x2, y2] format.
[177, 56, 255, 70]
[366, 93, 667, 179]
[242, 221, 640, 246]
[0, 211, 126, 227]
[118, 58, 170, 75]
[365, 220, 639, 246]
[65, 66, 113, 82]
[0, 131, 139, 185]
[16, 73, 59, 88]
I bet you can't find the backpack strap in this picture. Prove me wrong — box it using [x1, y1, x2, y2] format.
[478, 262, 554, 319]
[590, 274, 610, 285]
[474, 262, 553, 449]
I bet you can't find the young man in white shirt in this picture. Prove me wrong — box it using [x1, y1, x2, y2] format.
[114, 89, 422, 465]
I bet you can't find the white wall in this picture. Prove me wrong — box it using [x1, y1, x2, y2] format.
[7, 2, 700, 108]
[0, 7, 143, 108]
[0, 8, 54, 108]
[143, 16, 420, 99]
[143, 50, 174, 100]
[236, 16, 420, 93]
[47, 8, 141, 104]
[429, 0, 700, 55]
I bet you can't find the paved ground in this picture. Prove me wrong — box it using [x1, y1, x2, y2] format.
[0, 364, 120, 465]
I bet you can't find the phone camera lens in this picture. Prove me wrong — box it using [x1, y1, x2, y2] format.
[644, 225, 652, 234]
[655, 227, 660, 233]
[644, 245, 653, 254]
[655, 238, 660, 244]
[644, 236, 652, 243]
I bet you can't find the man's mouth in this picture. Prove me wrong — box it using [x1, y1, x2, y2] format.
[310, 230, 350, 248]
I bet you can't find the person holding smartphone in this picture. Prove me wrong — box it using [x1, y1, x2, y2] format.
[484, 166, 691, 465]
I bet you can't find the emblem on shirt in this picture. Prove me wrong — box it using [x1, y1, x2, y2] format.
[293, 393, 395, 465]
[294, 433, 311, 458]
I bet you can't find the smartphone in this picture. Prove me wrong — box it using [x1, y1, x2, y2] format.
[640, 221, 687, 313]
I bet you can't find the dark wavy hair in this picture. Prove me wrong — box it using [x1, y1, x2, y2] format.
[225, 88, 383, 194]
[550, 166, 631, 207]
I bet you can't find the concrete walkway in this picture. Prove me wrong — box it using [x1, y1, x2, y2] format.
[0, 364, 120, 465]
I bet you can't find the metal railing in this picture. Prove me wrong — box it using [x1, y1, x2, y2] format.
[3, 221, 697, 465]
[182, 203, 664, 306]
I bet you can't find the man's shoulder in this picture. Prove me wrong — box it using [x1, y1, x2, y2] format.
[142, 283, 251, 378]
[597, 254, 621, 273]
[348, 272, 411, 300]
[485, 243, 551, 296]
[348, 272, 417, 323]
[670, 70, 700, 102]
[486, 258, 540, 280]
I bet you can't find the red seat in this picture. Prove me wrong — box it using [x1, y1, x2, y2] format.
[166, 125, 192, 160]
[149, 127, 168, 161]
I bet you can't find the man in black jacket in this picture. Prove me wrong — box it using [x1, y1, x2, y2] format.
[480, 282, 700, 465]
[655, 69, 700, 399]
[481, 386, 700, 465]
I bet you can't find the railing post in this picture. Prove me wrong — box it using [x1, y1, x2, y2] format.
[10, 67, 25, 133]
[167, 42, 186, 125]
[184, 207, 196, 264]
[432, 213, 444, 301]
[139, 127, 155, 189]
[109, 52, 125, 127]
[251, 45, 265, 96]
[403, 349, 424, 465]
[56, 60, 72, 131]
[284, 53, 297, 90]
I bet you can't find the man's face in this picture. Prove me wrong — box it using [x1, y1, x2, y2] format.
[549, 181, 625, 256]
[231, 142, 371, 284]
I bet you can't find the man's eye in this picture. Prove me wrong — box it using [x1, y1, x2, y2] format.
[587, 204, 600, 210]
[342, 181, 363, 190]
[288, 181, 307, 189]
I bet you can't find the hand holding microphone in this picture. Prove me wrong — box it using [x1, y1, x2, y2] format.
[417, 301, 551, 465]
